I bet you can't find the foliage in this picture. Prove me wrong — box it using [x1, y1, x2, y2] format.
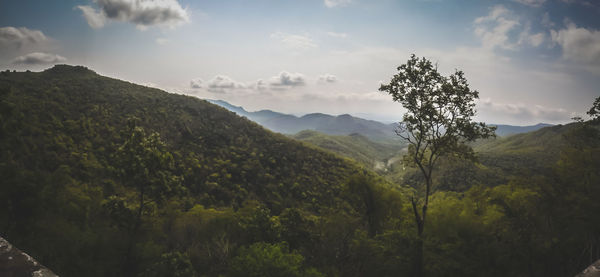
[587, 96, 600, 121]
[292, 130, 404, 171]
[379, 54, 495, 275]
[229, 242, 323, 277]
[0, 65, 598, 277]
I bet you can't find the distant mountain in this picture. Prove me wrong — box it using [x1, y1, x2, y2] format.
[208, 100, 553, 139]
[207, 99, 399, 142]
[492, 123, 553, 136]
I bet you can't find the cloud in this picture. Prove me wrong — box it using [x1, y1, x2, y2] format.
[155, 37, 169, 45]
[318, 74, 338, 83]
[190, 78, 203, 89]
[518, 23, 546, 47]
[0, 26, 47, 48]
[474, 5, 520, 50]
[551, 23, 600, 64]
[77, 5, 107, 29]
[190, 75, 248, 93]
[326, 31, 348, 38]
[270, 32, 317, 50]
[511, 0, 546, 7]
[190, 72, 307, 93]
[324, 0, 351, 8]
[206, 75, 247, 93]
[11, 52, 66, 65]
[541, 12, 554, 27]
[255, 79, 268, 91]
[268, 71, 306, 90]
[77, 0, 189, 30]
[478, 98, 572, 123]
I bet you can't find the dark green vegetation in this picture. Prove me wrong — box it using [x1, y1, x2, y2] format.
[379, 54, 497, 276]
[0, 66, 599, 277]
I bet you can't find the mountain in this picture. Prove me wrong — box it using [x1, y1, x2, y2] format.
[1, 66, 597, 277]
[0, 65, 374, 276]
[207, 99, 399, 142]
[208, 100, 553, 140]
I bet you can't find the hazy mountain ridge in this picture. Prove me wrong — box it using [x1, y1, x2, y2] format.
[208, 99, 553, 140]
[207, 99, 399, 142]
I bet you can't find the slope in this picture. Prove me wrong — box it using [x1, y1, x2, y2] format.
[291, 130, 405, 171]
[0, 65, 376, 276]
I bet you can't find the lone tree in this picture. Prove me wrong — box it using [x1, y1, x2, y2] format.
[379, 54, 495, 276]
[587, 96, 600, 121]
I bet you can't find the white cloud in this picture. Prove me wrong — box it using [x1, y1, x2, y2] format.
[511, 0, 546, 7]
[318, 74, 338, 83]
[551, 23, 600, 64]
[324, 0, 351, 8]
[478, 98, 572, 123]
[255, 79, 268, 91]
[190, 75, 248, 93]
[77, 0, 189, 30]
[0, 26, 47, 48]
[326, 31, 348, 38]
[518, 24, 546, 47]
[268, 71, 306, 90]
[474, 5, 520, 50]
[77, 5, 107, 29]
[270, 32, 317, 50]
[11, 52, 66, 65]
[527, 32, 545, 47]
[206, 75, 247, 93]
[190, 78, 203, 89]
[156, 37, 169, 45]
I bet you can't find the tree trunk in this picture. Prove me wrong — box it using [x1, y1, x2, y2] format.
[410, 176, 431, 277]
[122, 187, 145, 276]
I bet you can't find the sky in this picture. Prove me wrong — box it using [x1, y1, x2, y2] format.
[1, 0, 599, 125]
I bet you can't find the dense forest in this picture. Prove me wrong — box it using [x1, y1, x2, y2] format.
[0, 65, 599, 277]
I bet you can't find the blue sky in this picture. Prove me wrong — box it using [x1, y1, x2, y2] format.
[1, 0, 599, 124]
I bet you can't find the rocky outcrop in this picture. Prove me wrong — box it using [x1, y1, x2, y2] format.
[576, 260, 600, 277]
[0, 236, 58, 277]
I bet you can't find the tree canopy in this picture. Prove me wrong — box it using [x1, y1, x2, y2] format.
[379, 54, 496, 276]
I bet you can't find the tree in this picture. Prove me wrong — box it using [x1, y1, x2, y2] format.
[114, 120, 182, 275]
[379, 54, 495, 276]
[229, 242, 324, 277]
[587, 96, 600, 121]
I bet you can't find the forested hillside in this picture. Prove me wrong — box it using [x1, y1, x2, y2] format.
[0, 66, 599, 277]
[0, 66, 387, 276]
[291, 130, 404, 171]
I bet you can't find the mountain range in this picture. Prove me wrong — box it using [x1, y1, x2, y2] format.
[207, 99, 552, 138]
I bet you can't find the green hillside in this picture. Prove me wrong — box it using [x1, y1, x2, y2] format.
[1, 66, 599, 277]
[0, 65, 390, 276]
[291, 130, 405, 171]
